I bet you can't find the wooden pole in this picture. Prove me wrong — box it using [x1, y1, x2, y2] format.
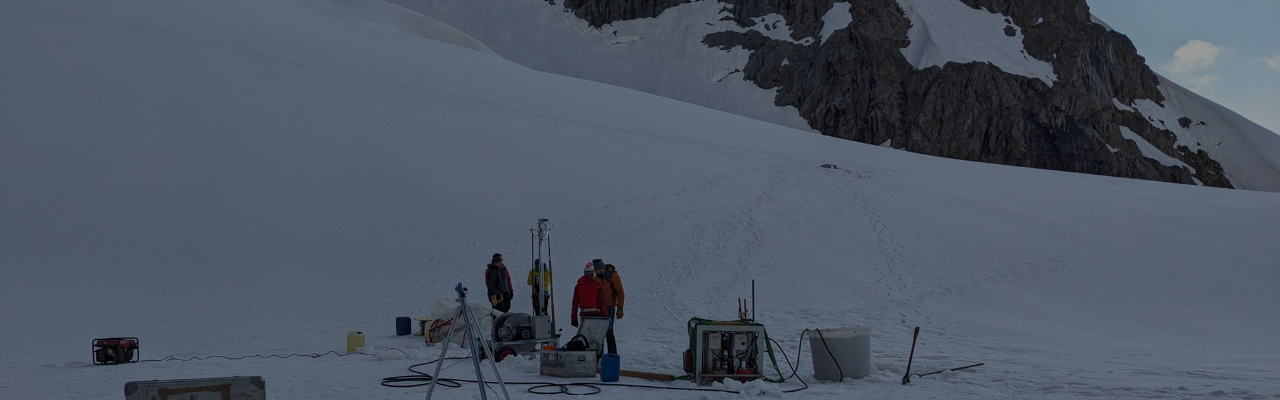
[595, 368, 676, 382]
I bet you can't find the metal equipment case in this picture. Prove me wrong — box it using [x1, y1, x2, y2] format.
[692, 322, 767, 385]
[539, 350, 597, 378]
[124, 376, 265, 400]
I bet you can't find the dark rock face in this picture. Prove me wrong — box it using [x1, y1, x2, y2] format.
[558, 0, 694, 28]
[553, 0, 1233, 188]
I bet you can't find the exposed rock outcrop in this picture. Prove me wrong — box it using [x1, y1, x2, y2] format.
[558, 0, 694, 28]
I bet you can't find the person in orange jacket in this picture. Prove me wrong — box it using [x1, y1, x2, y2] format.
[570, 261, 605, 328]
[596, 262, 625, 354]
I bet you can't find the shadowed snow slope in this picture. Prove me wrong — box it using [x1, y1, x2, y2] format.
[1, 0, 1278, 399]
[1127, 75, 1280, 192]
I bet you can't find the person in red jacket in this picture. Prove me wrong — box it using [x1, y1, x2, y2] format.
[570, 261, 605, 327]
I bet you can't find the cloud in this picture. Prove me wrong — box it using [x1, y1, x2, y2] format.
[1163, 39, 1223, 89]
[1164, 39, 1222, 75]
[1265, 53, 1280, 73]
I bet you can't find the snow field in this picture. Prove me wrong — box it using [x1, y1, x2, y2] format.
[1, 0, 1278, 399]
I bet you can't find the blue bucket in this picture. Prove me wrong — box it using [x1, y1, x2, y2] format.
[601, 353, 620, 382]
[396, 317, 411, 336]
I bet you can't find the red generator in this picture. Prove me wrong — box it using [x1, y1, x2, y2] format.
[93, 337, 139, 365]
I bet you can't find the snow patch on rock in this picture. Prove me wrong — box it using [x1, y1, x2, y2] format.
[736, 13, 807, 44]
[1119, 126, 1195, 173]
[820, 2, 854, 44]
[896, 0, 1057, 86]
[1112, 98, 1134, 112]
[1090, 13, 1114, 31]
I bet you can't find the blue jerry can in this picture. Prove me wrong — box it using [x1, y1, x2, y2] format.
[601, 353, 620, 382]
[396, 317, 412, 336]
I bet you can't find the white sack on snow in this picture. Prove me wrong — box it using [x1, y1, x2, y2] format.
[428, 297, 496, 346]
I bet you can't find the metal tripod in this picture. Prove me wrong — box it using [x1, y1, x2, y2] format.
[426, 283, 511, 400]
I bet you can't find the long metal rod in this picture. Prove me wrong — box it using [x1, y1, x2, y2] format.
[546, 222, 558, 336]
[533, 220, 546, 316]
[531, 223, 536, 309]
[537, 241, 543, 315]
[918, 362, 984, 377]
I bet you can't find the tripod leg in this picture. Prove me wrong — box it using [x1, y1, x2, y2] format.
[426, 307, 464, 400]
[466, 305, 511, 400]
[458, 295, 492, 399]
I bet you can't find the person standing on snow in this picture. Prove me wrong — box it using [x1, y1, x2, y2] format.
[528, 258, 551, 315]
[597, 262, 625, 354]
[486, 253, 514, 313]
[570, 261, 605, 328]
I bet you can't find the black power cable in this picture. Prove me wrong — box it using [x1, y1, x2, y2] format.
[381, 358, 741, 395]
[812, 328, 845, 382]
[381, 342, 814, 396]
[130, 338, 818, 396]
[769, 332, 811, 393]
[138, 348, 408, 362]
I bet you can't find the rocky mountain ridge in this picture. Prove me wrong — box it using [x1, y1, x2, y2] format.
[390, 0, 1280, 190]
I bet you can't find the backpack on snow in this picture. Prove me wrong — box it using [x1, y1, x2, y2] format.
[564, 334, 590, 351]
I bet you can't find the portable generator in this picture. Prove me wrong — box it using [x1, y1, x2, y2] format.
[93, 337, 139, 365]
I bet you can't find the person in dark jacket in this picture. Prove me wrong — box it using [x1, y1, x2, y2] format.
[570, 261, 605, 328]
[485, 253, 513, 313]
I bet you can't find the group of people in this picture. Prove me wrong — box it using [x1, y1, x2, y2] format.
[483, 254, 626, 354]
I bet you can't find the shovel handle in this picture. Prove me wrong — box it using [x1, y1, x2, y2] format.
[902, 327, 920, 385]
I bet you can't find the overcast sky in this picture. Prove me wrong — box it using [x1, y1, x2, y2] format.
[1087, 0, 1280, 136]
